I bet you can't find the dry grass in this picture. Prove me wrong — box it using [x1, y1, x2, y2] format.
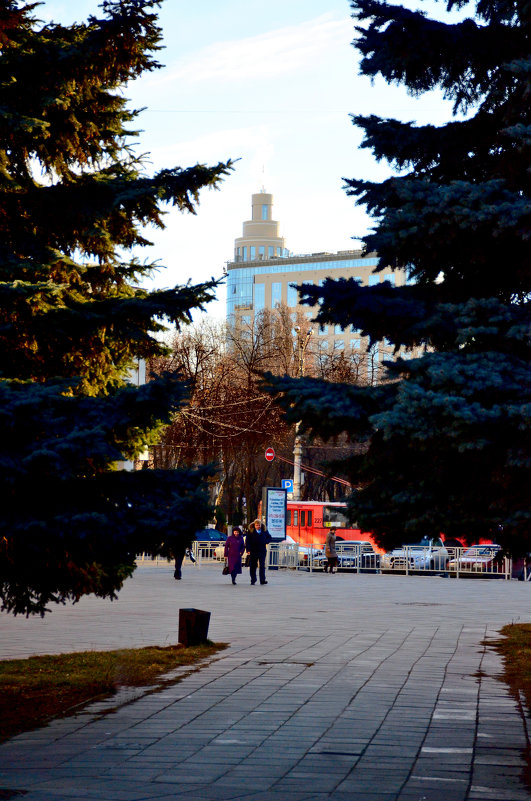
[0, 641, 225, 743]
[491, 623, 531, 786]
[493, 623, 531, 710]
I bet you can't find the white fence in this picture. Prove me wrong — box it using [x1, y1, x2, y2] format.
[137, 541, 528, 581]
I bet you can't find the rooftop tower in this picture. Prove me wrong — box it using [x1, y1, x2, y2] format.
[233, 189, 289, 263]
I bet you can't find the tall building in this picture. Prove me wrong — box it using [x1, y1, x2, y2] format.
[226, 189, 408, 366]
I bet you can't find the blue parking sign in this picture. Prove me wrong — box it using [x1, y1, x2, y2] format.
[281, 479, 293, 492]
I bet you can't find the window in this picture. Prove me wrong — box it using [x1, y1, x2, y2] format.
[334, 324, 343, 335]
[319, 325, 328, 335]
[323, 505, 349, 528]
[259, 245, 265, 259]
[242, 246, 247, 261]
[307, 510, 312, 527]
[369, 275, 380, 286]
[384, 273, 395, 285]
[287, 510, 291, 526]
[351, 338, 361, 349]
[268, 246, 274, 258]
[335, 340, 344, 350]
[250, 246, 256, 260]
[262, 204, 268, 220]
[254, 283, 265, 311]
[300, 511, 306, 526]
[271, 282, 282, 307]
[287, 284, 297, 307]
[293, 510, 298, 527]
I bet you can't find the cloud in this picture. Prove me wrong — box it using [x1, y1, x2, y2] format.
[147, 14, 350, 88]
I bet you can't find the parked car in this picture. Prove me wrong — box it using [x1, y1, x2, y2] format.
[194, 529, 226, 559]
[447, 544, 502, 572]
[316, 541, 380, 571]
[381, 540, 449, 571]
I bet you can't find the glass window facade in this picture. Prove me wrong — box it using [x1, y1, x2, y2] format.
[226, 256, 379, 318]
[254, 283, 265, 311]
[351, 338, 361, 349]
[384, 273, 395, 285]
[259, 245, 265, 259]
[369, 274, 380, 286]
[250, 245, 256, 260]
[287, 284, 298, 307]
[268, 246, 274, 258]
[271, 282, 282, 307]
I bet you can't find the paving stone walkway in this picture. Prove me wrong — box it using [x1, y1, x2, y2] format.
[0, 564, 530, 801]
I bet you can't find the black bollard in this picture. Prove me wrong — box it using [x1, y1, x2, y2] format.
[178, 608, 211, 646]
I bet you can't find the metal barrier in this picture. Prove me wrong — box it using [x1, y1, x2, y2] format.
[137, 542, 517, 582]
[379, 545, 512, 579]
[448, 547, 512, 580]
[268, 542, 381, 573]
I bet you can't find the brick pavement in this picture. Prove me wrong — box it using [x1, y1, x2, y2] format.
[0, 564, 530, 801]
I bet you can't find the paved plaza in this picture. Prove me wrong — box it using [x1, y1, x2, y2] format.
[0, 563, 530, 801]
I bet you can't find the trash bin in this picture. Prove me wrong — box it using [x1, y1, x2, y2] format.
[178, 608, 211, 646]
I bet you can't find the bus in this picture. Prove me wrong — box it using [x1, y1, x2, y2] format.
[286, 500, 385, 553]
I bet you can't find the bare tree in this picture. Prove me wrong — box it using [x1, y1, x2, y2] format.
[150, 306, 376, 524]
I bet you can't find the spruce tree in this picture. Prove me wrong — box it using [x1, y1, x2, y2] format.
[0, 0, 232, 615]
[266, 0, 530, 553]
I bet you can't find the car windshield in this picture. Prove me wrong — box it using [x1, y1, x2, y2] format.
[464, 546, 495, 556]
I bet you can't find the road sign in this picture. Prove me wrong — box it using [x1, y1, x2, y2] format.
[281, 479, 293, 492]
[265, 447, 275, 462]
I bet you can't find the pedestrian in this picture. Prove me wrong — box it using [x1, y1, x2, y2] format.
[172, 537, 195, 580]
[224, 527, 246, 585]
[173, 541, 187, 580]
[246, 518, 272, 585]
[324, 527, 338, 574]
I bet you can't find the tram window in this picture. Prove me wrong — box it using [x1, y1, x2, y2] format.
[287, 510, 291, 526]
[308, 511, 312, 526]
[323, 505, 349, 528]
[293, 510, 298, 526]
[300, 511, 306, 526]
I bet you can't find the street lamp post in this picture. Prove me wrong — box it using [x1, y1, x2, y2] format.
[293, 326, 312, 501]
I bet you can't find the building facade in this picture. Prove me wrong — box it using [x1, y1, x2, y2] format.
[226, 190, 408, 369]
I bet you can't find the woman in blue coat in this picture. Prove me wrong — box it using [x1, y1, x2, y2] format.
[224, 527, 246, 585]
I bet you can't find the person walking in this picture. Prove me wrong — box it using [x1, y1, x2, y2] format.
[324, 527, 338, 574]
[246, 518, 272, 585]
[173, 540, 188, 580]
[224, 527, 246, 585]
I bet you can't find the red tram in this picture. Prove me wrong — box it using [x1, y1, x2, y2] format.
[286, 501, 385, 554]
[285, 500, 492, 552]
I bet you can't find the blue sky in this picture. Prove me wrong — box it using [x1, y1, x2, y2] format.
[40, 0, 459, 318]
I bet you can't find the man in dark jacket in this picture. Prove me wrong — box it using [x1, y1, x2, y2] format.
[246, 518, 272, 585]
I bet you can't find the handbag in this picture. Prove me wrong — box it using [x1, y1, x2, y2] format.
[222, 564, 230, 575]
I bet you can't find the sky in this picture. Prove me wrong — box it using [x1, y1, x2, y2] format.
[40, 0, 461, 319]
